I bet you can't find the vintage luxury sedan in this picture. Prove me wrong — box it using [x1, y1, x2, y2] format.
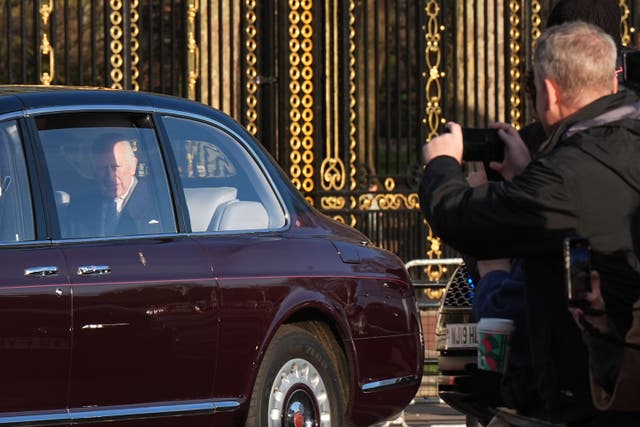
[0, 86, 423, 426]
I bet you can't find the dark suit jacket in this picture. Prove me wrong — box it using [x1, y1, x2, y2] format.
[66, 178, 166, 238]
[115, 178, 164, 236]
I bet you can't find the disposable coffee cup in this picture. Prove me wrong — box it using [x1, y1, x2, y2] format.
[477, 318, 514, 373]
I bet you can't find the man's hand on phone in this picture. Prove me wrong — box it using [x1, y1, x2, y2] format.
[422, 122, 463, 166]
[487, 122, 531, 181]
[466, 162, 488, 187]
[569, 271, 609, 333]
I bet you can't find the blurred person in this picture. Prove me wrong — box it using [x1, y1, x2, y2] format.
[420, 21, 640, 426]
[466, 170, 538, 415]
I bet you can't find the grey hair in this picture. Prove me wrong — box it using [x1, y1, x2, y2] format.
[93, 132, 137, 167]
[534, 21, 617, 106]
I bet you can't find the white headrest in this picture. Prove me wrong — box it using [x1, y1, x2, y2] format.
[184, 187, 237, 232]
[210, 200, 269, 231]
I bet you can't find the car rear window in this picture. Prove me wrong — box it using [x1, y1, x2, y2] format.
[36, 113, 177, 239]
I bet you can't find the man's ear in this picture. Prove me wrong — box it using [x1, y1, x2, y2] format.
[612, 74, 619, 94]
[544, 78, 559, 109]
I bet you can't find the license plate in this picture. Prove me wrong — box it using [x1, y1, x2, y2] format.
[446, 323, 478, 349]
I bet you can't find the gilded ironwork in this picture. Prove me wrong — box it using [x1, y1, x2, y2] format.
[423, 0, 444, 140]
[425, 287, 445, 300]
[425, 221, 447, 281]
[508, 0, 522, 129]
[358, 193, 419, 211]
[131, 0, 140, 91]
[245, 0, 258, 135]
[620, 0, 632, 47]
[320, 0, 345, 193]
[109, 0, 125, 89]
[329, 213, 356, 227]
[348, 0, 357, 192]
[421, 0, 447, 280]
[384, 177, 395, 192]
[289, 0, 315, 193]
[187, 0, 200, 99]
[531, 0, 542, 41]
[321, 196, 347, 210]
[39, 0, 54, 85]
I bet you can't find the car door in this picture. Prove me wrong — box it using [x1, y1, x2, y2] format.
[34, 111, 220, 422]
[160, 115, 315, 398]
[0, 119, 72, 419]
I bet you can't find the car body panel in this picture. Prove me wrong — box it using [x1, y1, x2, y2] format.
[62, 237, 218, 408]
[0, 245, 70, 414]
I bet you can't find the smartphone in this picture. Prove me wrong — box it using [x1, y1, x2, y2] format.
[461, 128, 504, 162]
[563, 237, 591, 307]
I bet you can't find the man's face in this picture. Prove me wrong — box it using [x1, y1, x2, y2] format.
[94, 141, 137, 199]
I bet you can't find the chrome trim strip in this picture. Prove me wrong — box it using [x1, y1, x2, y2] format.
[361, 375, 419, 393]
[0, 411, 67, 425]
[212, 401, 241, 411]
[0, 400, 240, 425]
[69, 401, 216, 421]
[23, 104, 154, 116]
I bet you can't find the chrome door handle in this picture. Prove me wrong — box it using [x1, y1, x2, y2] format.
[24, 266, 59, 277]
[77, 265, 111, 276]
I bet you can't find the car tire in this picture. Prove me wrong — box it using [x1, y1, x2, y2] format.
[246, 322, 347, 427]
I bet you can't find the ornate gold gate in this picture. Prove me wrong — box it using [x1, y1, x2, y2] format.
[1, 0, 638, 266]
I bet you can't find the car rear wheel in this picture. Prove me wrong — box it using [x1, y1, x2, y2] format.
[246, 323, 347, 427]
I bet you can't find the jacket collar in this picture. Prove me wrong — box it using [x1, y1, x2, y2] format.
[540, 90, 639, 155]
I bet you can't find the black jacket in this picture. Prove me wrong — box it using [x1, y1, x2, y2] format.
[419, 90, 640, 423]
[68, 178, 166, 238]
[115, 178, 165, 236]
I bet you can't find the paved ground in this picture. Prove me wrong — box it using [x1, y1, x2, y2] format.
[372, 376, 470, 427]
[378, 398, 468, 426]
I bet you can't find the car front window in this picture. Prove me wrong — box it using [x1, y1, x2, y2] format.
[162, 116, 286, 232]
[37, 113, 177, 239]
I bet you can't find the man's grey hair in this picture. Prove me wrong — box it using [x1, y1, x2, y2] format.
[93, 132, 137, 167]
[534, 21, 617, 106]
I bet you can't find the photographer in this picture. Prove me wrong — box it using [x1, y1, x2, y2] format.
[420, 21, 640, 426]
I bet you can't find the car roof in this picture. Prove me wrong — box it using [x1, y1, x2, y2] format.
[0, 85, 241, 132]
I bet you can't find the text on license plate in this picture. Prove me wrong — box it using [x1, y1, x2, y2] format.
[446, 323, 478, 349]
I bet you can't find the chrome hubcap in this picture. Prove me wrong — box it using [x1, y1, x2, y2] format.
[285, 392, 316, 427]
[267, 358, 331, 427]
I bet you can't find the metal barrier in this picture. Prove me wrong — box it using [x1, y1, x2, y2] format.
[382, 258, 464, 426]
[406, 257, 463, 360]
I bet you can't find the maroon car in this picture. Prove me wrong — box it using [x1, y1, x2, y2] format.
[0, 86, 423, 426]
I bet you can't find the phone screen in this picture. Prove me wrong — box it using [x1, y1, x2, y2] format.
[564, 237, 591, 305]
[461, 128, 504, 162]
